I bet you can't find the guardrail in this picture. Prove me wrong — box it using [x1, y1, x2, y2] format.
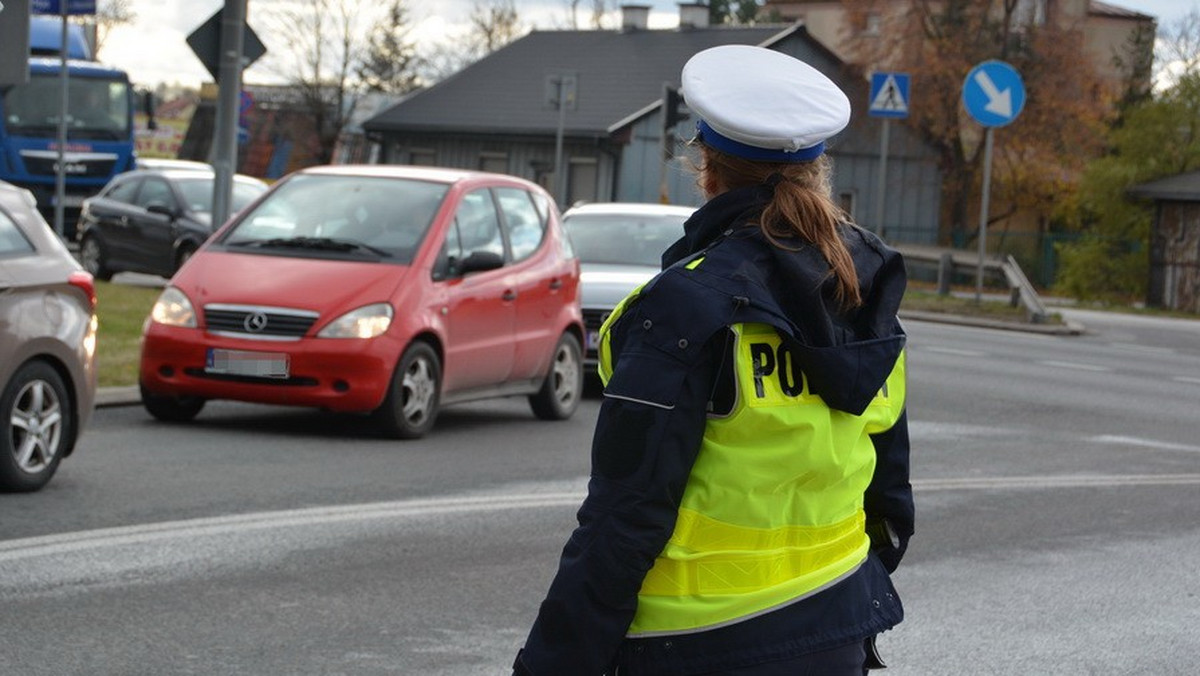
[894, 244, 1049, 323]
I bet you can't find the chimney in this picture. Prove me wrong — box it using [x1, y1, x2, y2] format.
[620, 4, 651, 31]
[678, 3, 710, 29]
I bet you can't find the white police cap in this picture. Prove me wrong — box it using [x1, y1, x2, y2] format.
[682, 45, 851, 162]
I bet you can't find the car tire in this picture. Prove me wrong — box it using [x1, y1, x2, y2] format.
[79, 235, 113, 281]
[140, 383, 206, 422]
[0, 361, 74, 493]
[373, 342, 441, 439]
[175, 244, 197, 273]
[529, 332, 583, 421]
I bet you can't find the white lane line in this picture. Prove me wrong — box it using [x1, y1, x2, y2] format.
[1173, 376, 1200, 386]
[0, 492, 582, 563]
[1090, 435, 1200, 454]
[1037, 360, 1111, 372]
[1109, 342, 1176, 356]
[924, 346, 986, 357]
[4, 472, 1200, 564]
[916, 474, 1200, 490]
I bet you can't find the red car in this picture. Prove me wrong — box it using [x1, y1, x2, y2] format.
[138, 165, 584, 438]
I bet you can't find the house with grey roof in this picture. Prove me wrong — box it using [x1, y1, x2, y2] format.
[363, 5, 942, 243]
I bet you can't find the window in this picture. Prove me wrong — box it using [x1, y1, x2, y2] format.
[410, 149, 437, 166]
[0, 209, 34, 256]
[136, 178, 174, 212]
[567, 159, 598, 205]
[479, 153, 508, 174]
[495, 187, 546, 261]
[838, 191, 856, 221]
[439, 188, 504, 276]
[863, 12, 882, 36]
[103, 178, 140, 203]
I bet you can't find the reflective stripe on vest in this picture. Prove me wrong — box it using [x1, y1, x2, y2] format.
[621, 319, 907, 637]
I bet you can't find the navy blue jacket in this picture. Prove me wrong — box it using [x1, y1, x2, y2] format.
[514, 184, 914, 675]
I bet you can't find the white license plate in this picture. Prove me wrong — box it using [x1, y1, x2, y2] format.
[52, 194, 87, 208]
[206, 348, 289, 379]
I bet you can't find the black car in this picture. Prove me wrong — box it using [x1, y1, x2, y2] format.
[77, 169, 268, 280]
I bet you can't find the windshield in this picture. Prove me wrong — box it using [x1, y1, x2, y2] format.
[220, 174, 450, 264]
[176, 178, 267, 214]
[564, 212, 688, 267]
[2, 74, 131, 140]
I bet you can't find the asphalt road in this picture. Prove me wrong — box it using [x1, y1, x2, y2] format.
[1, 310, 1198, 675]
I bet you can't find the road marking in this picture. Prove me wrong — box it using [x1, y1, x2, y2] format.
[4, 471, 1200, 564]
[916, 474, 1200, 490]
[1037, 360, 1111, 372]
[924, 346, 986, 357]
[1173, 376, 1200, 386]
[1090, 435, 1200, 454]
[1109, 342, 1176, 356]
[0, 492, 582, 563]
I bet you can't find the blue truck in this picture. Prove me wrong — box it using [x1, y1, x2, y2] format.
[0, 16, 139, 240]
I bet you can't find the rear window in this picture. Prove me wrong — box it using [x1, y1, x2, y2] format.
[0, 209, 35, 257]
[564, 211, 687, 267]
[219, 174, 449, 264]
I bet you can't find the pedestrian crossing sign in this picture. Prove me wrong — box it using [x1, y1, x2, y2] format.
[869, 72, 910, 119]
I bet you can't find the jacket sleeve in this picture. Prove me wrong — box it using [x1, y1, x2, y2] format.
[514, 303, 718, 675]
[864, 408, 913, 573]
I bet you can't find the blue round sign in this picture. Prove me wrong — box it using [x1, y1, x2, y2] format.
[962, 60, 1025, 128]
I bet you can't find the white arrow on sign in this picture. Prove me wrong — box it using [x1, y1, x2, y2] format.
[973, 70, 1013, 118]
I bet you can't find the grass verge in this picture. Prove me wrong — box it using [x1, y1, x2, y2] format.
[96, 281, 161, 388]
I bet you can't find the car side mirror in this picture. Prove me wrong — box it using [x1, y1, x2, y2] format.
[458, 250, 504, 275]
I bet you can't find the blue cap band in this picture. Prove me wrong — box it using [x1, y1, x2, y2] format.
[694, 119, 825, 162]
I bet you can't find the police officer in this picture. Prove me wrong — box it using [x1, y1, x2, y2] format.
[513, 44, 913, 675]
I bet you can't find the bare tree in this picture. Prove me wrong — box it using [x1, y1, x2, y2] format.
[357, 0, 422, 95]
[590, 0, 609, 29]
[74, 0, 135, 56]
[1155, 7, 1200, 88]
[469, 0, 525, 55]
[259, 0, 366, 165]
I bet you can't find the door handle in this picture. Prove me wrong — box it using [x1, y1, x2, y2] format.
[502, 289, 517, 301]
[548, 278, 563, 290]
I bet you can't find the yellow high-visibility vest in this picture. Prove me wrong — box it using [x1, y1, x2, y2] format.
[599, 285, 906, 637]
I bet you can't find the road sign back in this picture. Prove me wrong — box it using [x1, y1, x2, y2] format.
[869, 72, 910, 119]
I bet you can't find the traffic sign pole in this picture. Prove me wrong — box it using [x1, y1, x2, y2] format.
[961, 61, 1025, 303]
[977, 129, 995, 303]
[874, 118, 889, 237]
[211, 0, 247, 228]
[868, 73, 909, 237]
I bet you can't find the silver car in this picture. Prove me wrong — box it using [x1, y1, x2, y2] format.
[561, 202, 693, 370]
[0, 181, 97, 492]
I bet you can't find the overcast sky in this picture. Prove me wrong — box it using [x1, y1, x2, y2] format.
[94, 0, 1195, 89]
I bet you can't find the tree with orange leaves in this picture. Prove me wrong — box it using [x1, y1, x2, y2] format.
[838, 0, 1140, 250]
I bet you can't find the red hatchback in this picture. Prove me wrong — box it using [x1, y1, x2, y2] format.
[138, 165, 584, 438]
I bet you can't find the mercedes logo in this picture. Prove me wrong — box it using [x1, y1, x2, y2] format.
[243, 311, 269, 333]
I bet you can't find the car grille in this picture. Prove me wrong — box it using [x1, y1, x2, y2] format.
[204, 304, 319, 338]
[582, 308, 609, 334]
[21, 153, 117, 179]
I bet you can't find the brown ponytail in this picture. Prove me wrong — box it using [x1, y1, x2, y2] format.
[697, 146, 862, 308]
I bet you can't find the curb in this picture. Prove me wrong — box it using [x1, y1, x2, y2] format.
[899, 310, 1086, 336]
[95, 313, 1085, 409]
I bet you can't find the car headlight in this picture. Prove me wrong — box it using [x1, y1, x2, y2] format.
[149, 286, 197, 328]
[317, 302, 393, 339]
